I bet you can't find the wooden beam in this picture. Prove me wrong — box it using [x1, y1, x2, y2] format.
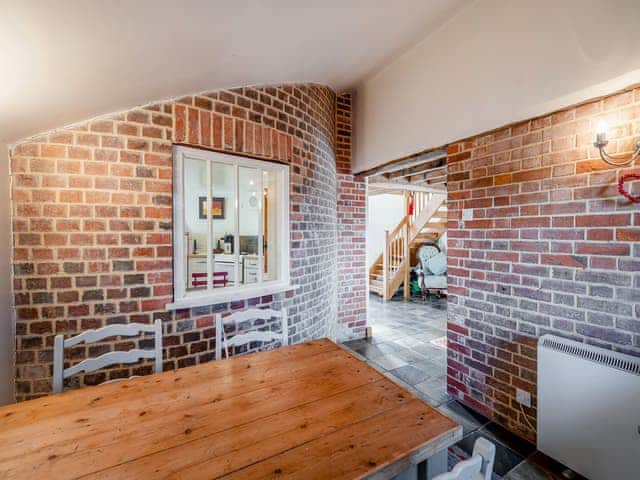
[420, 173, 447, 182]
[359, 149, 446, 177]
[387, 160, 446, 180]
[412, 177, 447, 188]
[366, 181, 446, 194]
[409, 167, 448, 183]
[370, 169, 446, 187]
[367, 188, 404, 196]
[424, 175, 447, 184]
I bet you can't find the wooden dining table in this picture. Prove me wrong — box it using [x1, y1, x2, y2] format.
[0, 339, 461, 479]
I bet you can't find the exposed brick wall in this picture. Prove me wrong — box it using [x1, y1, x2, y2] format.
[10, 83, 360, 400]
[446, 86, 640, 442]
[336, 93, 367, 339]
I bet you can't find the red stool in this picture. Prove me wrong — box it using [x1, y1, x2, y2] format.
[191, 271, 229, 288]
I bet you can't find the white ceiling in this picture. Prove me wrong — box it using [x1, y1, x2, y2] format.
[0, 0, 470, 144]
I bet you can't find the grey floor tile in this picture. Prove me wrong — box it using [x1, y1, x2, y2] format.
[394, 336, 426, 349]
[480, 423, 536, 458]
[437, 400, 490, 436]
[393, 347, 430, 364]
[409, 342, 445, 360]
[457, 431, 525, 477]
[416, 391, 451, 407]
[374, 341, 405, 355]
[355, 343, 388, 360]
[342, 338, 370, 350]
[413, 375, 446, 395]
[504, 460, 549, 480]
[389, 364, 431, 385]
[514, 452, 588, 480]
[369, 353, 409, 371]
[407, 358, 443, 377]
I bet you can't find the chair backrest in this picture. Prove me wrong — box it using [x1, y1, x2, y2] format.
[417, 243, 440, 270]
[215, 308, 288, 361]
[52, 319, 163, 394]
[433, 437, 495, 480]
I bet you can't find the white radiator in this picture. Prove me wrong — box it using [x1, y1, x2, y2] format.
[538, 334, 640, 480]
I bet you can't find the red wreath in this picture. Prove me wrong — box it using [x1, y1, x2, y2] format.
[618, 173, 640, 203]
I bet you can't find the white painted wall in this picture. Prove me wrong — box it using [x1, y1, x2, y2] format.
[353, 0, 640, 172]
[0, 143, 14, 405]
[367, 194, 405, 267]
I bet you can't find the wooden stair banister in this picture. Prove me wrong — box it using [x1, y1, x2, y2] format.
[369, 192, 447, 301]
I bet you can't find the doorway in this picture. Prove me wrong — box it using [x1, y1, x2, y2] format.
[344, 148, 450, 405]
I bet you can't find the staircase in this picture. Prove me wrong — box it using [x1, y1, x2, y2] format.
[369, 191, 447, 300]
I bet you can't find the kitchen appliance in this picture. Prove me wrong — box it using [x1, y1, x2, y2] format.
[222, 233, 233, 254]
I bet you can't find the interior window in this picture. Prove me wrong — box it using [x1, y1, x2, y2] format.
[171, 146, 290, 308]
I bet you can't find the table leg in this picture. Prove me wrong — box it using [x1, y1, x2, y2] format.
[418, 448, 448, 480]
[392, 464, 417, 480]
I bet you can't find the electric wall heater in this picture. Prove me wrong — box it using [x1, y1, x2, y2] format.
[537, 334, 640, 480]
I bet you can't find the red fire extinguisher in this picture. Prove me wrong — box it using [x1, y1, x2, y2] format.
[407, 193, 415, 215]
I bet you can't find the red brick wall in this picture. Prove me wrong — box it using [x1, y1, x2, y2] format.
[336, 94, 367, 338]
[11, 83, 363, 400]
[447, 86, 640, 442]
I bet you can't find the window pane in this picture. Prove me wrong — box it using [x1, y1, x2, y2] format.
[212, 161, 236, 288]
[239, 166, 261, 285]
[183, 156, 210, 292]
[263, 169, 281, 282]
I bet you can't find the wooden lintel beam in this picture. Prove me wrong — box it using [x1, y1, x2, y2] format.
[366, 181, 446, 194]
[360, 149, 447, 177]
[388, 160, 447, 180]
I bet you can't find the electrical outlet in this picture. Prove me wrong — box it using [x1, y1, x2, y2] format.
[462, 209, 473, 221]
[516, 388, 531, 408]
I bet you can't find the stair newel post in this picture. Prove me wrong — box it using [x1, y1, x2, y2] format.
[404, 191, 409, 217]
[403, 220, 410, 301]
[383, 229, 389, 301]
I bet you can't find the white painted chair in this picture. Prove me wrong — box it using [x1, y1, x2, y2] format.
[215, 308, 288, 360]
[433, 438, 495, 480]
[52, 320, 163, 394]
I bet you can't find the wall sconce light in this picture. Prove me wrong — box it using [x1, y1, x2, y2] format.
[594, 120, 640, 166]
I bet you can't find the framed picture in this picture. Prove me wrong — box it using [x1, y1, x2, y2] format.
[198, 196, 225, 220]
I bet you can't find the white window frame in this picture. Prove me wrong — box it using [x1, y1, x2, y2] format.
[167, 145, 291, 310]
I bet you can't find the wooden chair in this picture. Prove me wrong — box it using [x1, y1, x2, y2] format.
[53, 320, 163, 394]
[433, 437, 495, 480]
[215, 308, 288, 361]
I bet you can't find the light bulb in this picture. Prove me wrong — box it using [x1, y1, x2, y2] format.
[596, 120, 607, 135]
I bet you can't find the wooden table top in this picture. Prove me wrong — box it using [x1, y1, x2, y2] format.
[0, 339, 461, 479]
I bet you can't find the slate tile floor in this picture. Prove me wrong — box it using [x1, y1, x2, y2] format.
[342, 294, 583, 480]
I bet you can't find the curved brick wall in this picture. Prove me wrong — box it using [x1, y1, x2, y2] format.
[10, 84, 364, 400]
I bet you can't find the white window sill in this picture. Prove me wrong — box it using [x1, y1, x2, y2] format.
[166, 282, 295, 311]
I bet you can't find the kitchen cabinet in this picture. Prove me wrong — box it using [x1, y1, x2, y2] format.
[243, 256, 259, 284]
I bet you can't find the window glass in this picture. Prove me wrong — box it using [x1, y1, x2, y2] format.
[211, 162, 236, 288]
[264, 169, 281, 282]
[239, 166, 261, 285]
[173, 146, 289, 307]
[183, 156, 209, 292]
